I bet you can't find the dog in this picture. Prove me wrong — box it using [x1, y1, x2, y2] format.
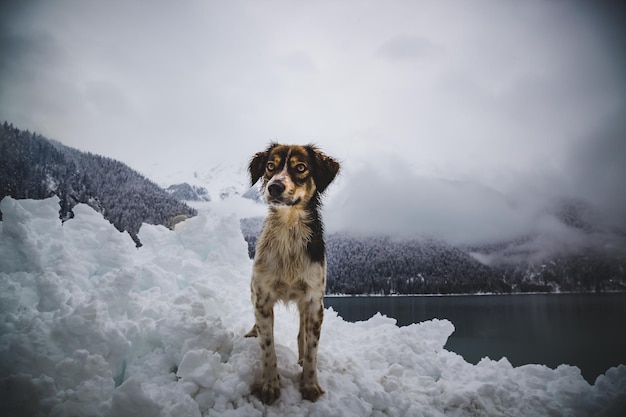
[245, 143, 340, 404]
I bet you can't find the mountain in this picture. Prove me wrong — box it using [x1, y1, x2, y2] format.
[0, 122, 196, 245]
[3, 121, 624, 294]
[240, 214, 626, 294]
[140, 160, 252, 203]
[166, 183, 211, 202]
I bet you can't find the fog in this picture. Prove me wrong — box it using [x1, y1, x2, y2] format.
[324, 156, 553, 244]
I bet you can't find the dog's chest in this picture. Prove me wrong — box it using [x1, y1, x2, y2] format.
[254, 208, 319, 290]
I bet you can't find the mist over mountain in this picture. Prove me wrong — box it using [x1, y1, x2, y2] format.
[0, 122, 196, 245]
[241, 198, 626, 295]
[3, 121, 624, 294]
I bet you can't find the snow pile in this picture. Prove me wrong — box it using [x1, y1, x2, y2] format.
[1, 196, 625, 417]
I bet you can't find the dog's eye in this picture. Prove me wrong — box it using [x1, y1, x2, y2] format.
[295, 163, 307, 173]
[266, 162, 275, 171]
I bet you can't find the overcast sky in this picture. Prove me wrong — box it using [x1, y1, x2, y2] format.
[1, 0, 624, 242]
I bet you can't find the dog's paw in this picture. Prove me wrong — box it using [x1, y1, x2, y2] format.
[252, 379, 281, 405]
[300, 383, 324, 402]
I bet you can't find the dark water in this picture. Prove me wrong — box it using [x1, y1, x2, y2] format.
[324, 293, 626, 383]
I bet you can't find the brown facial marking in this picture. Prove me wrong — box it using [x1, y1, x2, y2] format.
[265, 146, 312, 182]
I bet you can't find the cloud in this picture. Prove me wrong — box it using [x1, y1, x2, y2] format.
[279, 50, 318, 73]
[376, 34, 440, 62]
[324, 156, 546, 244]
[0, 0, 624, 238]
[563, 108, 626, 224]
[323, 154, 626, 258]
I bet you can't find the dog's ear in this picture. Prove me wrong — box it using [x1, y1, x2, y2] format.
[309, 146, 340, 194]
[249, 151, 268, 186]
[249, 143, 279, 185]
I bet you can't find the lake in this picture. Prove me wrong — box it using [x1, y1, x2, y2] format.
[324, 293, 626, 384]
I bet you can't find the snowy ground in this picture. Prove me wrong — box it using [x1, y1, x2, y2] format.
[1, 197, 625, 417]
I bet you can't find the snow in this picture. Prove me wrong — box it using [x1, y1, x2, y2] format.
[1, 196, 625, 417]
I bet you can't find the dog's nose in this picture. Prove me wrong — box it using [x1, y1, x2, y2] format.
[268, 181, 285, 197]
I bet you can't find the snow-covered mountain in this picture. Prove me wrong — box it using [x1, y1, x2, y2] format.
[141, 160, 252, 203]
[2, 121, 624, 295]
[166, 183, 211, 202]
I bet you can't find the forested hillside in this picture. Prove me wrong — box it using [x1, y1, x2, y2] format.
[0, 122, 196, 245]
[325, 234, 509, 294]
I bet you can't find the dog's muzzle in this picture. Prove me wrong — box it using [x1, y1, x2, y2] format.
[266, 180, 301, 206]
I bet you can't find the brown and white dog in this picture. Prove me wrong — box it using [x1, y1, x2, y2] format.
[245, 143, 340, 404]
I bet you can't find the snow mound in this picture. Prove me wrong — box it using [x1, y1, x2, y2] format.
[1, 196, 624, 417]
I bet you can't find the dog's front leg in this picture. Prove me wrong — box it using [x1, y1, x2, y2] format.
[297, 296, 325, 402]
[252, 291, 281, 404]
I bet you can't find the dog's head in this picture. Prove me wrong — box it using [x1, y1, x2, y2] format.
[249, 143, 340, 207]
